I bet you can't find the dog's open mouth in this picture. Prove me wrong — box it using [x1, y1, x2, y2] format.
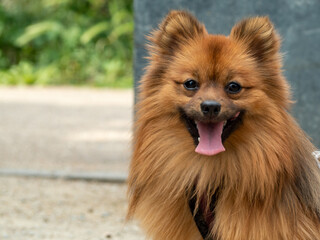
[180, 110, 243, 156]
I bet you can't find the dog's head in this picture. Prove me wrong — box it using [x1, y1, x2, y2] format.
[144, 11, 291, 156]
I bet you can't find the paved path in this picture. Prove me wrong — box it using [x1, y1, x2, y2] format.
[0, 87, 133, 174]
[0, 87, 145, 240]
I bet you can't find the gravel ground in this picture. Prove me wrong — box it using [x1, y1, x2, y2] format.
[0, 177, 144, 240]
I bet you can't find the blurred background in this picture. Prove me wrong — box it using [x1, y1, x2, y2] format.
[0, 0, 319, 239]
[0, 0, 133, 87]
[0, 0, 143, 239]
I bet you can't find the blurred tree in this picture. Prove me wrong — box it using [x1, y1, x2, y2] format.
[0, 0, 133, 87]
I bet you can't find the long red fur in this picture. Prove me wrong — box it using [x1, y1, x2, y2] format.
[127, 10, 320, 240]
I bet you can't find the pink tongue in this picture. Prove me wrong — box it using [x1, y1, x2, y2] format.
[195, 121, 225, 156]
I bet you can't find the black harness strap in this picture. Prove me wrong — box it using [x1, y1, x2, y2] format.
[188, 189, 219, 240]
[189, 195, 210, 239]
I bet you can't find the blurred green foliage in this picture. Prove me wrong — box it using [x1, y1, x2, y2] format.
[0, 0, 133, 87]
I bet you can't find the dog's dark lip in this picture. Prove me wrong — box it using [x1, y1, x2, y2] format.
[179, 110, 200, 146]
[221, 111, 244, 142]
[179, 109, 244, 147]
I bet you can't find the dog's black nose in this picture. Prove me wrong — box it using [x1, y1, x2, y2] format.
[201, 101, 221, 117]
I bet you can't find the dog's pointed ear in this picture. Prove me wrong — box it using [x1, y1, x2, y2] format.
[150, 10, 207, 55]
[230, 17, 280, 62]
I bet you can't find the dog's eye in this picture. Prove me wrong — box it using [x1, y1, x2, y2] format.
[183, 79, 199, 91]
[225, 82, 242, 94]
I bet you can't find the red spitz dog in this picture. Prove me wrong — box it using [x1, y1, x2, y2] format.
[127, 10, 320, 240]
